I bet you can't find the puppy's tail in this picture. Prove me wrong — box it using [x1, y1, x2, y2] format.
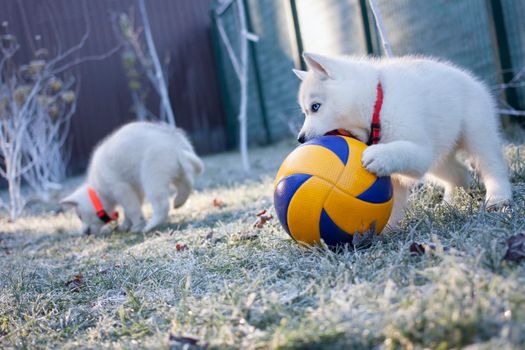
[182, 150, 204, 176]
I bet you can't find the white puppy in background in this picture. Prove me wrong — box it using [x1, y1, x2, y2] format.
[294, 53, 512, 228]
[62, 121, 204, 235]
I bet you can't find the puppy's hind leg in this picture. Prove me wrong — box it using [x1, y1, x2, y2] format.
[174, 175, 193, 209]
[462, 105, 511, 207]
[142, 175, 172, 233]
[427, 152, 470, 203]
[386, 176, 412, 231]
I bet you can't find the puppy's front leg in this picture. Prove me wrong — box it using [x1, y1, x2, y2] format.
[362, 141, 433, 178]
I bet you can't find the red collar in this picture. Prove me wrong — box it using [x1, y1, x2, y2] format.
[367, 82, 383, 145]
[87, 187, 118, 224]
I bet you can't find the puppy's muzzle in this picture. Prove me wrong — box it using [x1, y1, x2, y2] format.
[297, 133, 306, 144]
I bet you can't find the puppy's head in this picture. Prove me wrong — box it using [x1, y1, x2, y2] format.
[293, 53, 368, 143]
[60, 184, 104, 235]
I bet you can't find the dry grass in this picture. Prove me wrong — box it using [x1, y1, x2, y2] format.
[1, 138, 524, 349]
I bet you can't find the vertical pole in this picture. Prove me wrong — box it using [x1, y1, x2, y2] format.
[358, 0, 374, 55]
[236, 0, 251, 172]
[210, 11, 237, 148]
[486, 0, 523, 113]
[289, 0, 306, 70]
[243, 0, 271, 144]
[368, 0, 393, 57]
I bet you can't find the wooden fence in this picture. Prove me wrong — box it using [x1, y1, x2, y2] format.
[1, 0, 227, 174]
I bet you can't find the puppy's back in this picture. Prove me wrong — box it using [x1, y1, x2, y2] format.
[87, 122, 189, 184]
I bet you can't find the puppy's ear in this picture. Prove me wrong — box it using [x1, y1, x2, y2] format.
[60, 187, 82, 207]
[303, 52, 334, 80]
[60, 196, 78, 207]
[60, 197, 78, 207]
[292, 69, 307, 81]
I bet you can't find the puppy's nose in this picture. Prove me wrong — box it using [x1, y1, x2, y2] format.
[297, 133, 306, 144]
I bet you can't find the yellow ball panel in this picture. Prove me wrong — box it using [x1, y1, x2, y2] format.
[323, 186, 394, 234]
[274, 145, 344, 188]
[336, 138, 377, 196]
[287, 176, 333, 244]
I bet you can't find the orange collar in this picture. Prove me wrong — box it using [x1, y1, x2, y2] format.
[87, 187, 118, 224]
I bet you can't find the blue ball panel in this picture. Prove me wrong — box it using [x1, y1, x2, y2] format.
[274, 174, 312, 236]
[319, 209, 354, 246]
[355, 176, 393, 203]
[302, 136, 349, 165]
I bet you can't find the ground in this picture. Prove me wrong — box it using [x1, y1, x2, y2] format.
[1, 138, 525, 350]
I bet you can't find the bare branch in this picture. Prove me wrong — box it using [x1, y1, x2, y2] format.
[50, 44, 121, 75]
[137, 0, 176, 126]
[47, 0, 91, 68]
[216, 18, 242, 78]
[499, 109, 525, 117]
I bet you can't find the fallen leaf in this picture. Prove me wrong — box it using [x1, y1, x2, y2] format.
[169, 333, 203, 350]
[98, 264, 118, 274]
[408, 242, 442, 256]
[0, 245, 10, 255]
[235, 231, 259, 241]
[503, 233, 525, 262]
[0, 234, 9, 255]
[351, 229, 375, 248]
[176, 243, 188, 251]
[253, 210, 273, 229]
[65, 273, 84, 291]
[409, 242, 426, 255]
[212, 198, 224, 208]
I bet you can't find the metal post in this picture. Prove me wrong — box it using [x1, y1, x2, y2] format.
[486, 0, 523, 113]
[289, 0, 306, 70]
[358, 0, 374, 55]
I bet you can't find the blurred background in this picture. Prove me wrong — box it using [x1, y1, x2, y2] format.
[1, 0, 524, 173]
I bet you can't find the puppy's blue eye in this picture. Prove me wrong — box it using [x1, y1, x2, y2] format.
[311, 103, 321, 113]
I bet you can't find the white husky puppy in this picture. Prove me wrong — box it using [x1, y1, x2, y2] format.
[294, 53, 511, 228]
[61, 121, 204, 235]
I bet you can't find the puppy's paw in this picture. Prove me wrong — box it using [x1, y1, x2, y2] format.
[362, 145, 396, 177]
[486, 195, 511, 211]
[142, 223, 155, 233]
[118, 219, 131, 232]
[142, 221, 161, 233]
[130, 221, 145, 233]
[100, 224, 115, 235]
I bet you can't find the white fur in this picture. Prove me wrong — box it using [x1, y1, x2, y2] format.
[61, 121, 204, 235]
[295, 53, 512, 228]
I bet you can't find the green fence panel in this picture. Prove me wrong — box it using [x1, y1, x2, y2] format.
[246, 0, 301, 141]
[502, 0, 525, 109]
[212, 0, 525, 141]
[370, 0, 500, 88]
[211, 1, 266, 148]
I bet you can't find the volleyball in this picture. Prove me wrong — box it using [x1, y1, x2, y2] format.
[274, 135, 393, 246]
